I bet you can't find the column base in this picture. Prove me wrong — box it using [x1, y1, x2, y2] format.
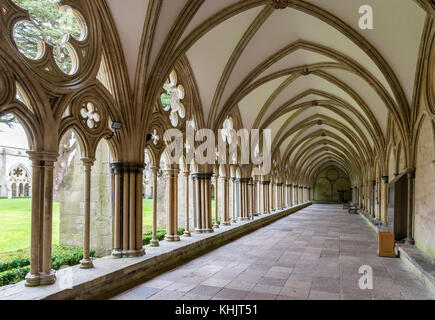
[213, 223, 220, 228]
[165, 234, 180, 241]
[195, 228, 214, 234]
[39, 271, 56, 285]
[25, 273, 41, 287]
[404, 237, 415, 245]
[149, 239, 160, 247]
[128, 248, 145, 257]
[238, 217, 249, 221]
[232, 219, 237, 223]
[183, 230, 192, 237]
[222, 221, 231, 226]
[79, 258, 94, 269]
[111, 249, 123, 258]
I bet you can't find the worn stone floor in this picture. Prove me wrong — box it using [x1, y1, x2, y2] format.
[111, 204, 434, 300]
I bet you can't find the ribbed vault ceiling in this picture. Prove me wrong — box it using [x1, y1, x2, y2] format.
[106, 0, 429, 185]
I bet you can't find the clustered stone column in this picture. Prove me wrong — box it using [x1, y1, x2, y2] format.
[150, 166, 159, 246]
[231, 177, 237, 222]
[381, 176, 388, 222]
[164, 167, 180, 241]
[111, 162, 145, 258]
[213, 174, 220, 228]
[405, 168, 415, 244]
[183, 170, 191, 236]
[248, 179, 254, 219]
[192, 172, 213, 233]
[370, 180, 376, 218]
[25, 151, 58, 287]
[260, 180, 270, 214]
[219, 173, 231, 225]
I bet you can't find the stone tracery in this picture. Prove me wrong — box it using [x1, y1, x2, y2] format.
[0, 0, 432, 297]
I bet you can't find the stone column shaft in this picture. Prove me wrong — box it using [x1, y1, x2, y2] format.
[150, 167, 159, 246]
[80, 158, 94, 269]
[165, 168, 180, 241]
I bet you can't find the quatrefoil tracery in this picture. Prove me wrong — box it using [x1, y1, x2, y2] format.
[80, 102, 100, 129]
[160, 70, 186, 127]
[221, 117, 234, 144]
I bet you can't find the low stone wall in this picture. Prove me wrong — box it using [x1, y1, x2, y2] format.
[46, 202, 311, 300]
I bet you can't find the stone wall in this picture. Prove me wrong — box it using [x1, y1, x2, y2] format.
[313, 166, 351, 202]
[414, 115, 435, 258]
[0, 147, 32, 198]
[59, 141, 112, 256]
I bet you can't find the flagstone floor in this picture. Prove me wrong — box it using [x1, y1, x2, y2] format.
[111, 204, 434, 300]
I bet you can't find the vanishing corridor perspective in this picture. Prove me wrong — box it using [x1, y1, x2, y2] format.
[112, 205, 434, 300]
[0, 0, 434, 300]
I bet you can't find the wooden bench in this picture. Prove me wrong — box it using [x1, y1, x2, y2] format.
[348, 204, 358, 214]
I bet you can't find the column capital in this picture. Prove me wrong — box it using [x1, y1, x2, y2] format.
[26, 150, 58, 163]
[110, 162, 145, 173]
[81, 157, 95, 167]
[405, 168, 415, 179]
[294, 185, 298, 188]
[260, 180, 270, 185]
[299, 186, 303, 189]
[276, 182, 283, 186]
[370, 180, 376, 186]
[381, 175, 389, 183]
[164, 168, 180, 176]
[191, 172, 213, 180]
[286, 184, 292, 187]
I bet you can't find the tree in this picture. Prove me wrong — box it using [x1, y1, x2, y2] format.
[0, 114, 18, 128]
[12, 0, 81, 73]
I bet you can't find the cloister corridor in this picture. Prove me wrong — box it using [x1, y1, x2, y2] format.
[111, 205, 434, 300]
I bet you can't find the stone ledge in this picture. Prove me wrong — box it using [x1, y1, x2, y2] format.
[358, 209, 381, 234]
[357, 209, 435, 296]
[397, 244, 435, 296]
[0, 202, 311, 300]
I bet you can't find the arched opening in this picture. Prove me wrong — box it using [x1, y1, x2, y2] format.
[0, 113, 34, 253]
[55, 130, 113, 257]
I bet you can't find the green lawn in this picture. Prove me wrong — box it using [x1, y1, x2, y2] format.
[142, 198, 154, 232]
[0, 197, 213, 253]
[0, 198, 59, 253]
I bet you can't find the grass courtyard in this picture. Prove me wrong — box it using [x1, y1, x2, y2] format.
[0, 197, 216, 253]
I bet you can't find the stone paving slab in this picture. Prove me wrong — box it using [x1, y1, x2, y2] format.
[111, 204, 435, 300]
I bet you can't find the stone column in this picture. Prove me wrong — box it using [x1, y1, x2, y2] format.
[370, 180, 376, 218]
[112, 164, 122, 255]
[275, 183, 281, 209]
[182, 170, 191, 236]
[40, 156, 56, 285]
[231, 177, 237, 222]
[150, 167, 159, 246]
[25, 152, 45, 287]
[405, 169, 415, 244]
[111, 163, 146, 257]
[213, 174, 219, 228]
[192, 172, 214, 233]
[80, 158, 94, 269]
[219, 174, 230, 225]
[381, 176, 388, 222]
[298, 186, 302, 204]
[164, 168, 180, 241]
[263, 180, 270, 213]
[248, 179, 254, 219]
